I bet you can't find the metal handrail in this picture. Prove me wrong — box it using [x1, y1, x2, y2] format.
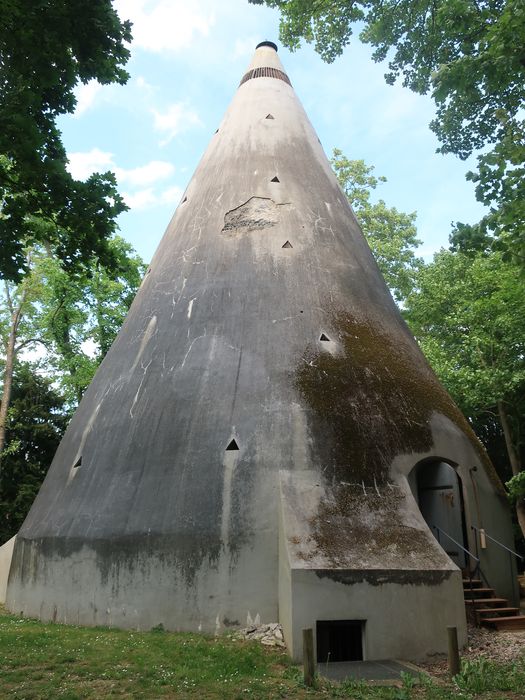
[471, 525, 524, 561]
[432, 525, 479, 563]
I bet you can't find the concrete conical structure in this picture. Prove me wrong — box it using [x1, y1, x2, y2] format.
[3, 42, 516, 662]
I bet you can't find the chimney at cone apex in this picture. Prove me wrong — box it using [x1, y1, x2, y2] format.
[256, 40, 278, 51]
[244, 40, 286, 74]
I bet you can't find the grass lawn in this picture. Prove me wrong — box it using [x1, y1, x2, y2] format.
[0, 607, 524, 699]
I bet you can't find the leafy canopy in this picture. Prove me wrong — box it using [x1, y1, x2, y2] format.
[0, 363, 68, 543]
[405, 248, 525, 480]
[331, 148, 422, 303]
[405, 249, 525, 414]
[0, 238, 146, 405]
[0, 1, 132, 280]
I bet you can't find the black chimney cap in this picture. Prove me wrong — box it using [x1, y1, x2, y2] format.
[256, 41, 278, 52]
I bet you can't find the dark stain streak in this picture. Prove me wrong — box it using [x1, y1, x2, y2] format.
[229, 345, 243, 423]
[314, 568, 452, 586]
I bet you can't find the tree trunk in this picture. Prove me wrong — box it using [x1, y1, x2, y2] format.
[497, 400, 521, 477]
[0, 298, 24, 476]
[497, 400, 525, 539]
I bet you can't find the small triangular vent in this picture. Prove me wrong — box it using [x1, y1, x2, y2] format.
[226, 439, 239, 451]
[266, 114, 275, 120]
[320, 333, 330, 342]
[282, 241, 293, 249]
[73, 456, 82, 469]
[270, 176, 280, 183]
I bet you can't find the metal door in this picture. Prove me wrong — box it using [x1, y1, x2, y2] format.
[417, 461, 467, 568]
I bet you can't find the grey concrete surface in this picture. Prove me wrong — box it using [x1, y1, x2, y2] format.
[318, 660, 423, 682]
[0, 536, 15, 604]
[5, 42, 516, 664]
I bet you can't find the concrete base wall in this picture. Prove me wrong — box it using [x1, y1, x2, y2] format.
[0, 536, 16, 604]
[7, 535, 277, 633]
[282, 568, 467, 663]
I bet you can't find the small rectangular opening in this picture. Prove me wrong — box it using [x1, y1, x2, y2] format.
[316, 620, 364, 662]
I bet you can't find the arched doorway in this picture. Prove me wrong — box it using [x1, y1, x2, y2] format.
[409, 460, 468, 569]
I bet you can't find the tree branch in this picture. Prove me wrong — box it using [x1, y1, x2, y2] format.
[14, 337, 50, 354]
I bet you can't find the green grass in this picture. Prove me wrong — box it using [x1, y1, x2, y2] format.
[0, 608, 523, 699]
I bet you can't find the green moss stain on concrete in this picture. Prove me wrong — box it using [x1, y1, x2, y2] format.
[295, 308, 498, 489]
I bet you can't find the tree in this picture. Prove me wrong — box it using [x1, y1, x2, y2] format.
[36, 237, 147, 402]
[0, 238, 146, 473]
[0, 363, 68, 544]
[249, 1, 525, 261]
[404, 249, 525, 538]
[331, 148, 422, 303]
[0, 1, 132, 280]
[0, 257, 47, 468]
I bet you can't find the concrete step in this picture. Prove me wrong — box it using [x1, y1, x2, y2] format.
[465, 598, 509, 607]
[476, 607, 520, 617]
[481, 615, 525, 631]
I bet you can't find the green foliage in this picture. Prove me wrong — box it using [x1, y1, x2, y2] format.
[249, 0, 366, 63]
[404, 248, 525, 514]
[32, 237, 146, 402]
[506, 472, 525, 503]
[405, 250, 525, 421]
[331, 148, 422, 303]
[249, 0, 525, 261]
[454, 656, 525, 693]
[0, 1, 132, 280]
[0, 364, 68, 543]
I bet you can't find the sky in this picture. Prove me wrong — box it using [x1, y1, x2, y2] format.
[60, 0, 487, 265]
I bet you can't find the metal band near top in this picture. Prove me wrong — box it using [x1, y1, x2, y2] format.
[256, 40, 278, 51]
[239, 66, 292, 87]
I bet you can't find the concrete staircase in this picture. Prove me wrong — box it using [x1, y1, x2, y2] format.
[463, 578, 525, 631]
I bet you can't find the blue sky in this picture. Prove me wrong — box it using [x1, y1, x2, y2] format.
[61, 0, 487, 264]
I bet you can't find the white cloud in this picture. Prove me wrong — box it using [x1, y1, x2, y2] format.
[136, 75, 157, 94]
[67, 150, 182, 210]
[67, 148, 114, 180]
[122, 188, 159, 210]
[116, 160, 175, 187]
[67, 149, 174, 187]
[122, 184, 183, 210]
[152, 103, 202, 145]
[81, 339, 98, 358]
[113, 0, 215, 53]
[73, 80, 103, 117]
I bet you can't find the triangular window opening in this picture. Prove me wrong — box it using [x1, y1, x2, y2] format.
[73, 456, 82, 469]
[282, 241, 293, 249]
[226, 439, 239, 451]
[271, 176, 280, 183]
[320, 333, 330, 342]
[266, 114, 275, 120]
